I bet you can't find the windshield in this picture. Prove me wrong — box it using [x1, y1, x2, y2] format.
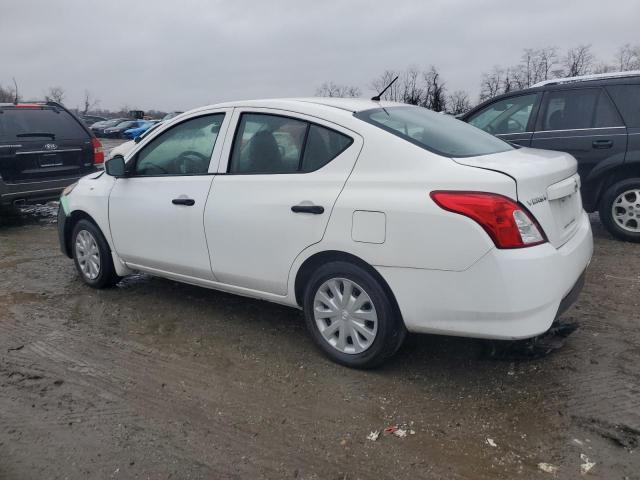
[355, 106, 513, 158]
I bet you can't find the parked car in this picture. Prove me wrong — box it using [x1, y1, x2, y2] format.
[461, 71, 640, 242]
[0, 101, 103, 207]
[90, 118, 128, 137]
[103, 120, 147, 138]
[58, 98, 592, 368]
[122, 120, 161, 140]
[80, 114, 106, 126]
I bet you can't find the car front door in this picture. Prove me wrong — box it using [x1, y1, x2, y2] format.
[466, 93, 540, 146]
[109, 111, 230, 280]
[204, 109, 362, 295]
[530, 88, 627, 188]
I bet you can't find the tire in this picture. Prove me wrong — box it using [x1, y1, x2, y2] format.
[303, 261, 406, 369]
[71, 219, 121, 288]
[599, 178, 640, 243]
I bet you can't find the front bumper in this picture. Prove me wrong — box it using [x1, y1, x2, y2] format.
[57, 201, 72, 258]
[376, 212, 593, 340]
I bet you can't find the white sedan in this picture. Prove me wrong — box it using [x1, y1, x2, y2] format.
[58, 98, 593, 368]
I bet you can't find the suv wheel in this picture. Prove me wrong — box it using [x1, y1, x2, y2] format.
[72, 219, 121, 288]
[303, 261, 406, 368]
[599, 178, 640, 243]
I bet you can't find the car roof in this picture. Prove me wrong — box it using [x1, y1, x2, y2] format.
[208, 97, 406, 114]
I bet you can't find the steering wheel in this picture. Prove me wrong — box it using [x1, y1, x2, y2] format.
[173, 150, 208, 174]
[507, 117, 525, 132]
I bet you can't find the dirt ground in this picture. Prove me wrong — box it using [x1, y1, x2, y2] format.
[0, 199, 639, 479]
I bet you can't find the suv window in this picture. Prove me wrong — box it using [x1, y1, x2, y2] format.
[134, 114, 224, 176]
[468, 94, 537, 134]
[539, 89, 622, 131]
[0, 107, 88, 141]
[606, 84, 640, 127]
[356, 106, 513, 158]
[229, 113, 352, 174]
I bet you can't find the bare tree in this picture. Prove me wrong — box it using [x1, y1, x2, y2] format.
[44, 86, 65, 104]
[479, 66, 504, 101]
[564, 45, 594, 77]
[615, 43, 640, 71]
[447, 90, 472, 115]
[593, 62, 615, 74]
[82, 89, 100, 115]
[399, 67, 423, 105]
[0, 84, 16, 102]
[315, 81, 361, 98]
[422, 66, 446, 112]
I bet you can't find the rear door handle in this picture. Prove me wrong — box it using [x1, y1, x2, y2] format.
[291, 204, 324, 214]
[172, 197, 195, 206]
[592, 139, 613, 149]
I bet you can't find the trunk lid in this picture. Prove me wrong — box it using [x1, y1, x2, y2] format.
[454, 147, 582, 248]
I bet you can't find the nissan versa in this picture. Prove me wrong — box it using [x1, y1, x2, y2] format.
[57, 98, 593, 368]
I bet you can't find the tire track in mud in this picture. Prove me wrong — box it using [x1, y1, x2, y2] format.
[1, 321, 466, 479]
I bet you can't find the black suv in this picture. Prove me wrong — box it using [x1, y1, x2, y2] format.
[462, 72, 640, 242]
[0, 102, 103, 207]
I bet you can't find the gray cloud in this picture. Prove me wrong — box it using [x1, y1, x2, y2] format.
[2, 0, 638, 111]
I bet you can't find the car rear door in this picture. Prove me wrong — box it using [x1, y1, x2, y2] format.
[530, 88, 627, 189]
[0, 106, 94, 184]
[465, 93, 540, 147]
[204, 109, 361, 295]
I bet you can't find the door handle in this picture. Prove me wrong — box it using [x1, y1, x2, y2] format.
[592, 139, 613, 149]
[172, 197, 195, 206]
[291, 204, 324, 214]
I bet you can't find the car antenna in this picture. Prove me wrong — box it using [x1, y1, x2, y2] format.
[371, 76, 398, 102]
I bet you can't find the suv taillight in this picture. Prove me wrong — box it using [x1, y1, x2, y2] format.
[91, 137, 104, 165]
[430, 191, 547, 249]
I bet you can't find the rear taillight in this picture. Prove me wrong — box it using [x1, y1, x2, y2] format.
[91, 137, 104, 165]
[430, 191, 547, 249]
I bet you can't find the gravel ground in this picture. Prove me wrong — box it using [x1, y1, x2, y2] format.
[0, 205, 638, 479]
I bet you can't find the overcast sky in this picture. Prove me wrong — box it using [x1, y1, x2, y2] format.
[2, 0, 638, 112]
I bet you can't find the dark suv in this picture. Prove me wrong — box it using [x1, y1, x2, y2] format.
[462, 72, 640, 242]
[0, 102, 103, 207]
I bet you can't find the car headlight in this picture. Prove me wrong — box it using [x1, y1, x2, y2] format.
[62, 182, 78, 196]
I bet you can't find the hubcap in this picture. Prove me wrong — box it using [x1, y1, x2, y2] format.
[313, 278, 378, 355]
[75, 230, 101, 280]
[612, 189, 640, 233]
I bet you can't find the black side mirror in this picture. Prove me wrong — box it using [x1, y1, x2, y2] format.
[105, 155, 126, 177]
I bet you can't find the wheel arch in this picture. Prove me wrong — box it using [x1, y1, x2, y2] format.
[293, 250, 403, 322]
[62, 210, 99, 258]
[586, 161, 640, 212]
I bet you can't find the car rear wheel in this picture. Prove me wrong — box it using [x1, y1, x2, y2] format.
[72, 219, 121, 288]
[303, 261, 406, 368]
[599, 178, 640, 243]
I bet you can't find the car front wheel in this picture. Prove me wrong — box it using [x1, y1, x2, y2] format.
[72, 219, 121, 288]
[599, 178, 640, 243]
[303, 261, 406, 368]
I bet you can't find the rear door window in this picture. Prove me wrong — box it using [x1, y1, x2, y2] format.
[538, 89, 622, 131]
[228, 113, 353, 174]
[606, 84, 640, 127]
[0, 108, 87, 141]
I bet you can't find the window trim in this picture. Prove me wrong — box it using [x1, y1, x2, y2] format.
[126, 112, 226, 178]
[225, 111, 354, 175]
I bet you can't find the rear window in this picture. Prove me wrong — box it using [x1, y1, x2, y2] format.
[0, 107, 88, 141]
[354, 106, 513, 158]
[606, 84, 640, 127]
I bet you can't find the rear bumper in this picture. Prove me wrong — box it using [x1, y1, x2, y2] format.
[376, 211, 593, 340]
[0, 175, 88, 206]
